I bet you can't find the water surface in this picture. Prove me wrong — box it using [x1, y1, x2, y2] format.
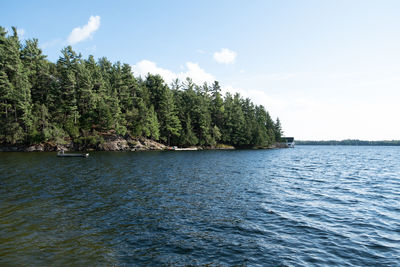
[1, 146, 399, 266]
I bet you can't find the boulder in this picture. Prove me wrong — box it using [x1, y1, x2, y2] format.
[99, 138, 129, 151]
[25, 145, 44, 152]
[138, 137, 167, 150]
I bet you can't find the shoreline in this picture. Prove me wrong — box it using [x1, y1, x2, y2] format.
[0, 136, 287, 152]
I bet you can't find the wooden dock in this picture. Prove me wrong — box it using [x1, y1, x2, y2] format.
[57, 152, 89, 157]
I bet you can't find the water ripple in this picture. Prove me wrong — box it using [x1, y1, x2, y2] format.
[1, 147, 400, 265]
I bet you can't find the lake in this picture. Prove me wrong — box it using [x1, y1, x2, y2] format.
[1, 146, 399, 266]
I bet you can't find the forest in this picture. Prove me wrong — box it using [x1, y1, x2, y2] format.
[0, 27, 283, 148]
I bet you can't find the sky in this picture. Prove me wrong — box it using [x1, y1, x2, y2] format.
[2, 0, 400, 140]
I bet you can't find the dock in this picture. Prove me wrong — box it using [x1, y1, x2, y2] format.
[170, 146, 198, 151]
[57, 151, 89, 157]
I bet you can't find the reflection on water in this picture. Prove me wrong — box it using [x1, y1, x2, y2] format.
[1, 147, 400, 265]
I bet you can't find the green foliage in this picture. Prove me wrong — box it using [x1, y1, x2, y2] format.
[180, 116, 198, 146]
[274, 117, 283, 142]
[75, 131, 104, 147]
[0, 26, 284, 148]
[0, 26, 33, 144]
[143, 105, 160, 140]
[158, 86, 181, 145]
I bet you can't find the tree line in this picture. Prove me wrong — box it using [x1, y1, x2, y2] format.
[296, 140, 400, 146]
[0, 27, 283, 148]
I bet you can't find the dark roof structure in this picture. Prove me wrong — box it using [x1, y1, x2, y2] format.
[282, 137, 294, 142]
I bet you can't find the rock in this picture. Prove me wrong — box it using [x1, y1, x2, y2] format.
[43, 143, 57, 151]
[1, 135, 168, 152]
[98, 137, 129, 151]
[140, 138, 167, 150]
[57, 145, 69, 152]
[132, 140, 145, 151]
[25, 145, 44, 152]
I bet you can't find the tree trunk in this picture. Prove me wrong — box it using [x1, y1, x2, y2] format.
[14, 105, 17, 122]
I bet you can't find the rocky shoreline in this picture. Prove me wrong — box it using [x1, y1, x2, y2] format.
[0, 135, 287, 152]
[0, 136, 167, 152]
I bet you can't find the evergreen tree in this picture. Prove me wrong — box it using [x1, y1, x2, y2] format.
[0, 24, 284, 147]
[158, 87, 181, 145]
[21, 38, 48, 104]
[274, 117, 283, 141]
[0, 27, 32, 143]
[222, 93, 246, 146]
[98, 57, 124, 134]
[76, 61, 96, 130]
[180, 116, 198, 146]
[210, 81, 224, 131]
[145, 74, 167, 114]
[143, 105, 160, 140]
[254, 105, 270, 146]
[56, 46, 81, 137]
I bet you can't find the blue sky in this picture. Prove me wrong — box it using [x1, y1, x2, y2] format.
[2, 0, 400, 140]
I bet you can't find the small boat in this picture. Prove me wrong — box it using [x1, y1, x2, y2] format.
[57, 151, 89, 157]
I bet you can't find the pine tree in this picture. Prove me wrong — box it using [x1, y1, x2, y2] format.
[210, 81, 224, 130]
[143, 105, 160, 140]
[274, 117, 283, 142]
[0, 27, 32, 144]
[0, 24, 284, 147]
[76, 61, 96, 130]
[56, 46, 80, 137]
[145, 74, 167, 113]
[98, 57, 124, 134]
[21, 38, 48, 104]
[159, 87, 181, 145]
[180, 116, 198, 146]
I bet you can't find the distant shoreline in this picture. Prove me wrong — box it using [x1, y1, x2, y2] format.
[296, 140, 400, 146]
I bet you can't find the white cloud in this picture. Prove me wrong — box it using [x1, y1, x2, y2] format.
[132, 60, 177, 84]
[67, 15, 101, 45]
[221, 85, 285, 116]
[183, 62, 215, 85]
[132, 60, 215, 85]
[213, 48, 237, 64]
